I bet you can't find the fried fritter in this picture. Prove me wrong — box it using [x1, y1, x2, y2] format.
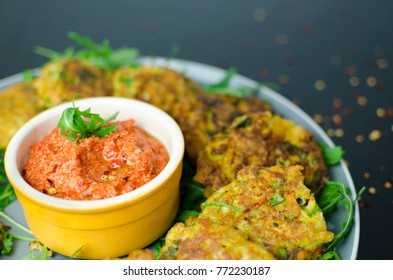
[33, 58, 112, 108]
[0, 81, 41, 148]
[123, 249, 156, 260]
[194, 111, 328, 195]
[112, 66, 273, 163]
[112, 66, 207, 162]
[160, 217, 275, 260]
[112, 66, 203, 118]
[199, 165, 334, 260]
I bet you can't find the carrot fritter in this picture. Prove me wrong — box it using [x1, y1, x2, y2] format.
[194, 111, 328, 195]
[33, 58, 112, 108]
[0, 81, 40, 148]
[199, 165, 334, 259]
[160, 217, 275, 260]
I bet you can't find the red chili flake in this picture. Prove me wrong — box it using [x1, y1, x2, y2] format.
[332, 98, 342, 111]
[375, 80, 386, 91]
[301, 24, 315, 36]
[284, 55, 296, 66]
[259, 68, 270, 79]
[344, 65, 358, 76]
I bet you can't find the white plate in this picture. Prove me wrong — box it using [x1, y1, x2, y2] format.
[0, 57, 359, 260]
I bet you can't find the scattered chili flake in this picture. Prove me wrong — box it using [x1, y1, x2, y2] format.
[355, 135, 364, 143]
[327, 128, 335, 137]
[374, 47, 385, 57]
[313, 114, 323, 124]
[368, 187, 377, 195]
[345, 65, 358, 76]
[357, 96, 368, 106]
[253, 8, 268, 22]
[375, 80, 385, 91]
[335, 128, 344, 137]
[275, 33, 289, 46]
[364, 172, 371, 179]
[277, 74, 290, 85]
[291, 98, 301, 106]
[376, 108, 386, 118]
[301, 24, 314, 36]
[340, 107, 355, 117]
[369, 129, 382, 141]
[332, 98, 342, 111]
[314, 80, 326, 91]
[359, 199, 372, 208]
[259, 68, 270, 79]
[366, 76, 377, 87]
[284, 55, 296, 66]
[376, 58, 389, 69]
[349, 76, 360, 87]
[330, 54, 342, 66]
[332, 114, 342, 126]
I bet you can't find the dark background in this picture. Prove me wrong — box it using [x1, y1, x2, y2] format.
[1, 0, 392, 260]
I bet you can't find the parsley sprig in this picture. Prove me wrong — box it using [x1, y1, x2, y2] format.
[57, 97, 119, 142]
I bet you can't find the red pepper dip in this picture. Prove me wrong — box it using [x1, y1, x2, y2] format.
[23, 119, 169, 200]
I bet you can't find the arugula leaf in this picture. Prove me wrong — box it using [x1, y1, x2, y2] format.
[317, 180, 365, 252]
[57, 96, 119, 142]
[320, 142, 346, 166]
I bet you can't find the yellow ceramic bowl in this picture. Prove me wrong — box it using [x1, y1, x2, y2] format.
[5, 97, 184, 259]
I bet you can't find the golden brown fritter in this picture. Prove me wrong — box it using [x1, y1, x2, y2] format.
[112, 66, 203, 118]
[112, 66, 207, 162]
[160, 217, 275, 260]
[199, 165, 334, 260]
[194, 111, 328, 195]
[112, 66, 273, 163]
[33, 58, 112, 108]
[123, 249, 156, 260]
[0, 81, 41, 148]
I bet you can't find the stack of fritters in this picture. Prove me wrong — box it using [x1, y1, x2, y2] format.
[0, 57, 333, 259]
[161, 165, 333, 260]
[194, 111, 328, 195]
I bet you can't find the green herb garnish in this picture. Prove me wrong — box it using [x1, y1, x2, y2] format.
[317, 180, 365, 252]
[57, 96, 119, 142]
[0, 212, 37, 256]
[320, 142, 346, 166]
[35, 31, 140, 71]
[270, 192, 285, 206]
[0, 149, 16, 211]
[204, 67, 279, 97]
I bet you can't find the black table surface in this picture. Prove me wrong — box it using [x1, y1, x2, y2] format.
[1, 0, 392, 260]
